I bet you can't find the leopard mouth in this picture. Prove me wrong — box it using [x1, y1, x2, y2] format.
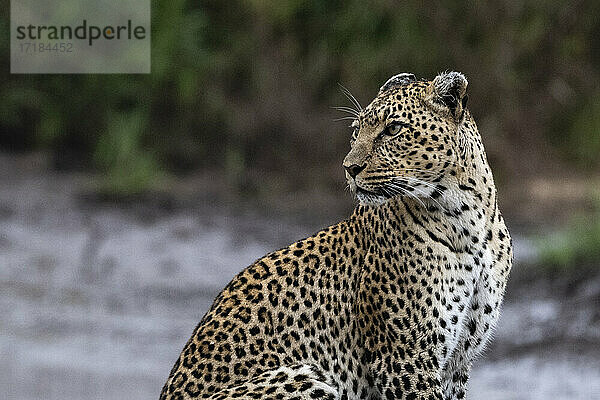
[355, 179, 415, 203]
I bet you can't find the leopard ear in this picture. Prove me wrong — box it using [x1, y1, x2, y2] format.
[432, 71, 468, 120]
[379, 73, 416, 94]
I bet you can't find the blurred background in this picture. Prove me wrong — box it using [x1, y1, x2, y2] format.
[1, 1, 599, 399]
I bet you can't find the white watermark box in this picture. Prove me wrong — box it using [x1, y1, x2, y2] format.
[11, 0, 151, 73]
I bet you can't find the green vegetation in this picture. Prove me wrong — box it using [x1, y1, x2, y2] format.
[1, 1, 600, 194]
[562, 94, 600, 169]
[536, 197, 600, 270]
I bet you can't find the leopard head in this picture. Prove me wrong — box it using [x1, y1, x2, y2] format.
[342, 71, 483, 206]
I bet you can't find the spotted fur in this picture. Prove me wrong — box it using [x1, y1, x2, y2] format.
[160, 71, 513, 400]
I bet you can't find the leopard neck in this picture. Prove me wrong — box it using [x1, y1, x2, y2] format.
[350, 188, 497, 258]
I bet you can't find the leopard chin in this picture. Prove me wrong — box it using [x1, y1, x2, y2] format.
[354, 186, 389, 206]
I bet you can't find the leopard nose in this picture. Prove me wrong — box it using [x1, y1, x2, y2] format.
[344, 163, 366, 178]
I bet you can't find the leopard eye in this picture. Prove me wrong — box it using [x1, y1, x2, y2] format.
[383, 122, 407, 137]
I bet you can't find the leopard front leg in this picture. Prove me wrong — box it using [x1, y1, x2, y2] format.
[440, 356, 471, 400]
[440, 293, 502, 400]
[441, 255, 511, 399]
[369, 347, 444, 400]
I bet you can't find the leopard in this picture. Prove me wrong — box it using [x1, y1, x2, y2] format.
[160, 71, 513, 400]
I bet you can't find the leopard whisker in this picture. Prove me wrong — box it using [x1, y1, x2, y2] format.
[403, 177, 445, 196]
[387, 174, 444, 196]
[333, 116, 359, 122]
[331, 106, 360, 118]
[390, 168, 440, 178]
[385, 181, 427, 209]
[338, 84, 363, 112]
[404, 178, 445, 210]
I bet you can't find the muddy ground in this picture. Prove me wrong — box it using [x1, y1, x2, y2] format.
[1, 158, 599, 400]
